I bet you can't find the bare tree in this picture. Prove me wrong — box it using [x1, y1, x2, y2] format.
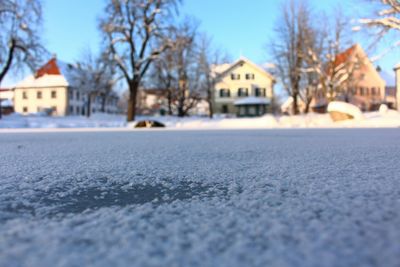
[152, 46, 176, 115]
[99, 0, 179, 122]
[270, 0, 312, 115]
[152, 20, 203, 117]
[301, 10, 355, 110]
[197, 34, 231, 118]
[0, 0, 44, 118]
[73, 50, 117, 117]
[359, 0, 400, 40]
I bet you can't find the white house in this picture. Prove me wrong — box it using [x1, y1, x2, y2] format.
[212, 57, 275, 117]
[14, 57, 119, 116]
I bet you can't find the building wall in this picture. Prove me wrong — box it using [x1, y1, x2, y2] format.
[344, 46, 385, 111]
[213, 61, 274, 114]
[14, 87, 68, 116]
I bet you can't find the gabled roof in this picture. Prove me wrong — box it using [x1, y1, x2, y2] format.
[15, 57, 79, 89]
[215, 57, 276, 82]
[35, 58, 62, 78]
[333, 44, 358, 68]
[332, 44, 385, 85]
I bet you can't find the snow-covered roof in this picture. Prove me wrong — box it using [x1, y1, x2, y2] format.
[14, 58, 79, 89]
[211, 63, 231, 76]
[215, 57, 276, 82]
[234, 97, 270, 106]
[327, 101, 364, 120]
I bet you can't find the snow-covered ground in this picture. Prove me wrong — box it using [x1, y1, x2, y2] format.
[1, 130, 400, 266]
[1, 109, 400, 130]
[0, 113, 126, 129]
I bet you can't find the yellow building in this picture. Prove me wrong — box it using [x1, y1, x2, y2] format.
[212, 57, 275, 116]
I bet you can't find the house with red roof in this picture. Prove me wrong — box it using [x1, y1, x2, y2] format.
[328, 44, 386, 111]
[13, 57, 119, 116]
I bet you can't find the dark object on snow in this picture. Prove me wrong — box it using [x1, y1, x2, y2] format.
[135, 120, 165, 128]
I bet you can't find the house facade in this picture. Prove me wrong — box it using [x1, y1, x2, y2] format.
[328, 44, 386, 111]
[14, 58, 119, 116]
[212, 57, 275, 116]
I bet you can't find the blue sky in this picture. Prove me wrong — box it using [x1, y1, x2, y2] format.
[4, 0, 398, 87]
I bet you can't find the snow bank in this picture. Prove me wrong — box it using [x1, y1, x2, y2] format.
[1, 109, 400, 131]
[327, 101, 364, 120]
[0, 113, 126, 129]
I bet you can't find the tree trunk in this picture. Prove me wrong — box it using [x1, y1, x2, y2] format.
[0, 39, 16, 87]
[127, 81, 138, 122]
[292, 93, 299, 115]
[207, 88, 213, 119]
[167, 90, 173, 115]
[177, 99, 185, 117]
[304, 98, 312, 114]
[87, 94, 92, 118]
[101, 93, 106, 113]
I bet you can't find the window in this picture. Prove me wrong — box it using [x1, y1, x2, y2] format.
[76, 106, 80, 114]
[254, 88, 266, 97]
[238, 88, 248, 97]
[51, 91, 57, 99]
[365, 88, 370, 96]
[69, 106, 74, 114]
[69, 90, 74, 100]
[23, 107, 28, 113]
[245, 73, 255, 80]
[360, 87, 364, 96]
[222, 105, 228, 114]
[23, 91, 27, 99]
[37, 91, 42, 99]
[76, 91, 80, 100]
[371, 87, 376, 96]
[219, 89, 230, 98]
[231, 73, 240, 80]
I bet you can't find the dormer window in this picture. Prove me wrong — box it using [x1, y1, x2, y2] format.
[231, 73, 240, 80]
[246, 73, 255, 80]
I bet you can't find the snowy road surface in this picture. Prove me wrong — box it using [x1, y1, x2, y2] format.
[0, 129, 400, 267]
